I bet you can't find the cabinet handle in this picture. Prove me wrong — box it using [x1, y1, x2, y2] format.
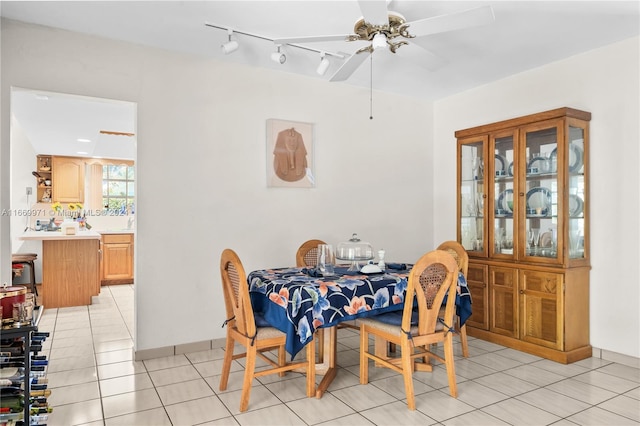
[519, 290, 524, 294]
[519, 192, 525, 196]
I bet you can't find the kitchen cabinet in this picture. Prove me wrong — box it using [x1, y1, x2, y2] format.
[101, 233, 134, 285]
[52, 156, 84, 203]
[455, 107, 591, 363]
[20, 231, 102, 308]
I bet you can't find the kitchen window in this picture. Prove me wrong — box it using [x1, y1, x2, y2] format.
[102, 164, 135, 214]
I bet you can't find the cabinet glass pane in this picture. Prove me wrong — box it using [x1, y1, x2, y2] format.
[568, 126, 585, 259]
[493, 135, 514, 256]
[460, 142, 484, 252]
[525, 127, 558, 259]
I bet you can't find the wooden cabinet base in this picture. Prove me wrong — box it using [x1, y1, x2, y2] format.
[42, 239, 100, 308]
[101, 278, 133, 285]
[467, 327, 592, 364]
[101, 233, 134, 285]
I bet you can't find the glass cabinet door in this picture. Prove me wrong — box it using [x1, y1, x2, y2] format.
[492, 133, 515, 258]
[459, 137, 486, 254]
[567, 122, 586, 260]
[521, 121, 559, 262]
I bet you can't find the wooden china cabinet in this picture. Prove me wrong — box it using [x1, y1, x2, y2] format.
[455, 107, 591, 363]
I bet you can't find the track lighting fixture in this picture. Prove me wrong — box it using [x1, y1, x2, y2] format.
[205, 23, 345, 75]
[271, 45, 286, 64]
[316, 53, 330, 76]
[221, 29, 239, 54]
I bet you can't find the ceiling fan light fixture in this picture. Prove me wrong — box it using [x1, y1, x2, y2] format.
[316, 53, 330, 76]
[371, 32, 387, 50]
[221, 29, 239, 54]
[271, 45, 286, 64]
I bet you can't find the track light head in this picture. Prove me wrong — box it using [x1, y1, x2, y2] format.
[221, 29, 239, 54]
[221, 40, 239, 54]
[316, 54, 330, 76]
[271, 45, 286, 64]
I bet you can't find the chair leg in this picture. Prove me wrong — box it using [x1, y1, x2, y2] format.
[359, 326, 369, 385]
[219, 335, 235, 391]
[443, 333, 458, 398]
[278, 344, 286, 377]
[28, 260, 38, 297]
[305, 333, 316, 397]
[239, 345, 257, 412]
[460, 323, 469, 358]
[400, 338, 416, 410]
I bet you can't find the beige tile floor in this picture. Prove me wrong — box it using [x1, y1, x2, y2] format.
[38, 285, 639, 425]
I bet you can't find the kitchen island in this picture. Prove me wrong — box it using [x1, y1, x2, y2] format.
[20, 230, 101, 308]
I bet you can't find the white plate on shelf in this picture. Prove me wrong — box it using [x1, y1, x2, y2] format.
[495, 154, 506, 175]
[526, 187, 552, 215]
[569, 194, 584, 217]
[496, 188, 514, 213]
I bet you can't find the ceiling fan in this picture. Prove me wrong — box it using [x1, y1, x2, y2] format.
[274, 0, 495, 81]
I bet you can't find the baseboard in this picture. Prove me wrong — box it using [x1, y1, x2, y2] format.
[134, 337, 227, 361]
[591, 347, 640, 369]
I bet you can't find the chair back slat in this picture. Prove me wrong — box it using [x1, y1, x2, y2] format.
[296, 239, 327, 267]
[436, 241, 469, 277]
[404, 250, 458, 335]
[220, 249, 255, 337]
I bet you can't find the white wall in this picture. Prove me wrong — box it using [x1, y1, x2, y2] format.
[0, 20, 434, 351]
[433, 37, 640, 358]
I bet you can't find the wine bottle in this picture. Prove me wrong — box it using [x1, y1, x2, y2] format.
[29, 406, 52, 415]
[30, 413, 49, 425]
[0, 367, 45, 383]
[0, 393, 24, 412]
[0, 377, 48, 387]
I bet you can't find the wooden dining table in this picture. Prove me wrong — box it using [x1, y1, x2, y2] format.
[248, 264, 471, 397]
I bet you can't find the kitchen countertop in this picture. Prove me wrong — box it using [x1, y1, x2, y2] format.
[97, 229, 135, 234]
[20, 229, 102, 240]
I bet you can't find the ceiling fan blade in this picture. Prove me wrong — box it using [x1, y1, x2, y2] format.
[273, 34, 354, 44]
[358, 0, 389, 26]
[405, 5, 495, 37]
[399, 42, 445, 72]
[329, 51, 370, 81]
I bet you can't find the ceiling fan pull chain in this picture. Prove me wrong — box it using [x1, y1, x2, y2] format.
[369, 53, 373, 120]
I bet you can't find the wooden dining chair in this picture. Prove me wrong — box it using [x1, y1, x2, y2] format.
[219, 248, 316, 412]
[359, 250, 459, 410]
[296, 238, 358, 359]
[295, 239, 333, 362]
[436, 240, 470, 357]
[295, 239, 327, 267]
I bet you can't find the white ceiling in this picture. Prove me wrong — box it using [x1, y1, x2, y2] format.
[11, 88, 137, 160]
[2, 1, 638, 100]
[2, 1, 639, 158]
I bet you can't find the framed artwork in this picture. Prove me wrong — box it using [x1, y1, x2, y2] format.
[266, 119, 315, 188]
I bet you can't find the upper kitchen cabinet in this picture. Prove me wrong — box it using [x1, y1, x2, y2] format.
[455, 108, 591, 363]
[52, 156, 85, 203]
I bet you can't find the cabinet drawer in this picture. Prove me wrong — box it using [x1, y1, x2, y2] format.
[102, 234, 133, 244]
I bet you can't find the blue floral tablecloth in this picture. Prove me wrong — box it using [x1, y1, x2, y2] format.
[248, 265, 471, 359]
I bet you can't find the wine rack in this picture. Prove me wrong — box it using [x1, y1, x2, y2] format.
[1, 307, 51, 425]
